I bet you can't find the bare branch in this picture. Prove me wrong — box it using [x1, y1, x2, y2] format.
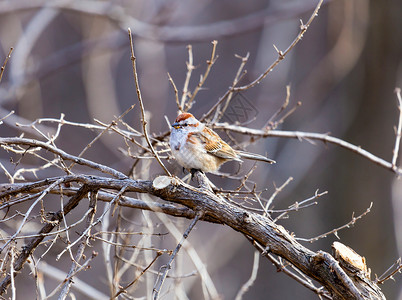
[247, 236, 331, 299]
[201, 0, 323, 122]
[233, 0, 323, 92]
[0, 47, 13, 83]
[0, 184, 92, 294]
[297, 203, 373, 243]
[0, 137, 127, 179]
[128, 28, 171, 176]
[180, 44, 194, 109]
[213, 123, 402, 176]
[114, 251, 163, 298]
[184, 40, 218, 112]
[235, 250, 260, 300]
[376, 258, 402, 285]
[392, 87, 402, 169]
[58, 191, 98, 299]
[153, 211, 203, 299]
[167, 72, 181, 112]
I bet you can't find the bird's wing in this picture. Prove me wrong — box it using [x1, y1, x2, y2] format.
[196, 127, 239, 160]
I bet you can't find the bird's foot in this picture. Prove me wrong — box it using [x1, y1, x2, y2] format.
[190, 168, 203, 180]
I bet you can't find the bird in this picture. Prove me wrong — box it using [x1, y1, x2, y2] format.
[169, 112, 275, 173]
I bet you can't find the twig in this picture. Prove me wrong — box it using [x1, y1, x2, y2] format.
[0, 208, 92, 241]
[36, 261, 108, 299]
[0, 47, 13, 83]
[0, 110, 15, 126]
[10, 245, 16, 300]
[168, 72, 181, 112]
[296, 203, 373, 243]
[92, 235, 170, 253]
[213, 123, 402, 176]
[192, 170, 213, 191]
[16, 116, 141, 138]
[46, 252, 98, 300]
[180, 45, 194, 109]
[264, 85, 302, 130]
[233, 0, 323, 92]
[68, 105, 135, 172]
[56, 184, 129, 261]
[392, 87, 402, 170]
[201, 0, 323, 122]
[376, 258, 402, 285]
[0, 137, 127, 179]
[0, 178, 64, 253]
[235, 250, 260, 300]
[58, 191, 98, 299]
[264, 177, 293, 213]
[273, 190, 328, 222]
[265, 85, 292, 128]
[0, 185, 92, 294]
[246, 236, 331, 299]
[214, 52, 250, 123]
[153, 211, 203, 300]
[114, 251, 163, 298]
[127, 28, 171, 176]
[184, 40, 218, 112]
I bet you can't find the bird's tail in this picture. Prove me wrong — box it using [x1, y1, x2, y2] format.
[237, 151, 276, 164]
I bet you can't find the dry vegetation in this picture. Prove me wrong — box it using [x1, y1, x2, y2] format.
[0, 1, 401, 299]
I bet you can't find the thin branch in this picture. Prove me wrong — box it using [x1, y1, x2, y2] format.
[213, 123, 402, 176]
[0, 183, 197, 219]
[0, 137, 127, 179]
[0, 178, 64, 253]
[68, 105, 135, 172]
[296, 203, 373, 243]
[184, 40, 218, 112]
[376, 258, 402, 285]
[0, 110, 15, 126]
[10, 245, 16, 300]
[233, 0, 323, 92]
[235, 250, 260, 300]
[56, 184, 129, 261]
[274, 190, 328, 222]
[114, 251, 163, 298]
[265, 84, 292, 128]
[167, 72, 181, 112]
[180, 45, 194, 109]
[214, 52, 249, 123]
[58, 191, 98, 299]
[201, 0, 323, 122]
[264, 177, 293, 213]
[0, 47, 13, 83]
[127, 28, 171, 176]
[46, 252, 98, 300]
[153, 211, 203, 300]
[392, 87, 402, 169]
[0, 185, 92, 294]
[246, 236, 332, 299]
[92, 235, 170, 253]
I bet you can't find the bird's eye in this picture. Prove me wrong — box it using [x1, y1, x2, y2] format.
[183, 123, 188, 127]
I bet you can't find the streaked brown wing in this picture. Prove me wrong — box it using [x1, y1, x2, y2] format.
[198, 127, 238, 159]
[197, 127, 222, 153]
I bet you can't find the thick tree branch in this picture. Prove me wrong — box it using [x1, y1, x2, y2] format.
[0, 173, 384, 299]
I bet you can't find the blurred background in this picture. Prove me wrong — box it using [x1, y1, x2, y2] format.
[0, 0, 401, 299]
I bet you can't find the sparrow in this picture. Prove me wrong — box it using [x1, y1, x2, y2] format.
[169, 113, 275, 173]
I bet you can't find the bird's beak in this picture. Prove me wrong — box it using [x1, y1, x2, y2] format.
[172, 122, 180, 129]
